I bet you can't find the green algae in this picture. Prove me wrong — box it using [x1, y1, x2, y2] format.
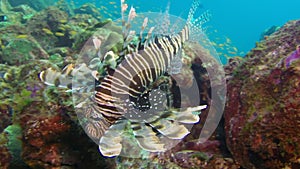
[2, 39, 35, 65]
[49, 53, 64, 66]
[4, 124, 25, 167]
[12, 89, 33, 112]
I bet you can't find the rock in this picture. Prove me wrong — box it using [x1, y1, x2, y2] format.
[224, 20, 300, 169]
[1, 38, 48, 65]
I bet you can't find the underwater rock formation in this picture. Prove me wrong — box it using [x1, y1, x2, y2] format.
[0, 59, 115, 168]
[224, 20, 300, 169]
[1, 38, 48, 65]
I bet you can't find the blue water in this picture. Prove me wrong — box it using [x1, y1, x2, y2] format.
[73, 0, 300, 55]
[204, 0, 300, 53]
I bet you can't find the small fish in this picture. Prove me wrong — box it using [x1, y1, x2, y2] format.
[225, 36, 231, 43]
[42, 28, 53, 35]
[0, 15, 8, 22]
[40, 0, 208, 157]
[58, 19, 68, 24]
[69, 30, 77, 36]
[100, 5, 108, 10]
[16, 35, 28, 39]
[228, 51, 237, 55]
[54, 32, 65, 37]
[232, 47, 238, 52]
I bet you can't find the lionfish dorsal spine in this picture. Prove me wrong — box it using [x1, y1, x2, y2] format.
[139, 17, 149, 40]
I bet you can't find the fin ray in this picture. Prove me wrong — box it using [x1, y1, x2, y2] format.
[131, 122, 166, 152]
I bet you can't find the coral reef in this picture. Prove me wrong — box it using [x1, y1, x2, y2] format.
[0, 1, 116, 168]
[1, 38, 47, 65]
[0, 2, 103, 66]
[1, 0, 299, 168]
[0, 59, 115, 168]
[224, 20, 300, 169]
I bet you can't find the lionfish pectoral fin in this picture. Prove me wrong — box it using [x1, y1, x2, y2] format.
[148, 118, 190, 139]
[145, 105, 207, 139]
[98, 120, 126, 157]
[173, 105, 207, 123]
[131, 122, 166, 152]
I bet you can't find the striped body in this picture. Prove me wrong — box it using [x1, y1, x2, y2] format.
[95, 26, 189, 118]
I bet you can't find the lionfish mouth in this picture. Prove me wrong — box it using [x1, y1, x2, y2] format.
[39, 0, 224, 158]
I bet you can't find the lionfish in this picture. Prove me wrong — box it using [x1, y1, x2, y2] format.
[40, 0, 209, 157]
